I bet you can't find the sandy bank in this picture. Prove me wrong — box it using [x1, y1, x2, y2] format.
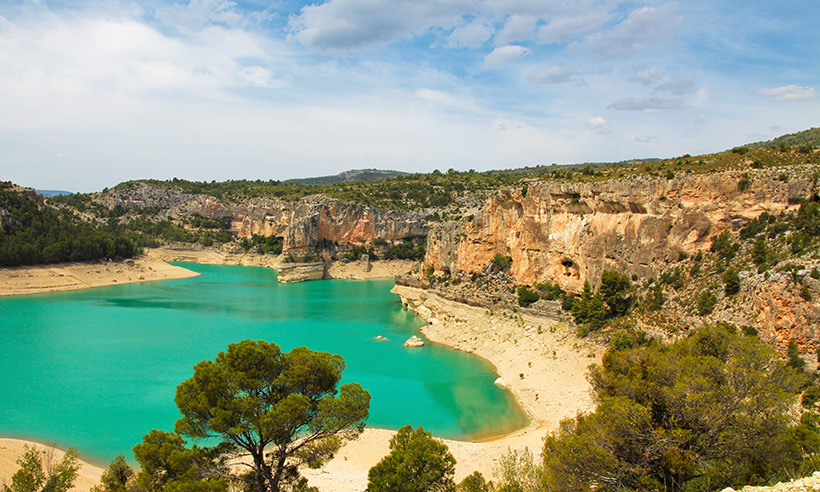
[0, 256, 198, 297]
[303, 286, 602, 491]
[325, 259, 416, 280]
[147, 245, 417, 281]
[0, 439, 104, 492]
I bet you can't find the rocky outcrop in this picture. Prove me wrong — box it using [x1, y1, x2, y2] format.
[99, 183, 428, 255]
[426, 167, 817, 293]
[283, 196, 427, 254]
[403, 336, 425, 347]
[1, 186, 45, 228]
[276, 262, 326, 283]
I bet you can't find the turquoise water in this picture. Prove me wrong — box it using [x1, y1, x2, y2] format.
[0, 263, 528, 464]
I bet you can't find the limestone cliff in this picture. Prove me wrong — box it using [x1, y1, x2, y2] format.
[100, 182, 428, 254]
[426, 167, 816, 293]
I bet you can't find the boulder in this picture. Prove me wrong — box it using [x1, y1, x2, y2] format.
[403, 335, 425, 348]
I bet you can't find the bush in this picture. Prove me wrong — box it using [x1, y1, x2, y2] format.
[738, 173, 752, 192]
[517, 286, 540, 307]
[542, 325, 806, 492]
[490, 254, 513, 271]
[366, 425, 455, 492]
[723, 267, 741, 295]
[535, 282, 564, 300]
[802, 386, 820, 408]
[696, 290, 717, 315]
[711, 230, 739, 261]
[788, 338, 806, 372]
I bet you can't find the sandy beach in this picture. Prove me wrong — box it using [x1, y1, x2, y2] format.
[0, 251, 601, 491]
[302, 286, 600, 490]
[0, 439, 103, 492]
[0, 256, 199, 297]
[146, 245, 417, 281]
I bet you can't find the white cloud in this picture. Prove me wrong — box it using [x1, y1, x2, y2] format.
[577, 4, 682, 59]
[629, 66, 666, 86]
[288, 0, 471, 51]
[415, 88, 483, 113]
[653, 76, 695, 95]
[447, 17, 493, 48]
[483, 45, 530, 68]
[154, 0, 245, 30]
[495, 14, 537, 44]
[758, 85, 817, 101]
[609, 97, 682, 112]
[586, 116, 607, 128]
[537, 10, 611, 43]
[634, 135, 657, 143]
[527, 65, 582, 85]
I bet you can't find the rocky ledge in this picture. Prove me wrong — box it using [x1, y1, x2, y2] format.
[276, 262, 325, 283]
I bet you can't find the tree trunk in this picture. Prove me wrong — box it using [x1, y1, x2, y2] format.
[663, 471, 683, 492]
[252, 450, 268, 492]
[269, 451, 288, 492]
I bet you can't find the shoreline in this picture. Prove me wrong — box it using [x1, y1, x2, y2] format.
[0, 438, 104, 492]
[0, 255, 199, 297]
[0, 246, 417, 298]
[303, 286, 602, 490]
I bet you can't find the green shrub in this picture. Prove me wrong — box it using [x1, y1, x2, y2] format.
[517, 286, 540, 307]
[696, 290, 717, 315]
[490, 254, 513, 271]
[535, 282, 564, 300]
[723, 267, 741, 295]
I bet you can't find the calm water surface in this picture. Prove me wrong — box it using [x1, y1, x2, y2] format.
[0, 263, 528, 463]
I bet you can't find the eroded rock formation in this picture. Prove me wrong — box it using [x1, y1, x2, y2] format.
[101, 183, 428, 254]
[426, 167, 816, 293]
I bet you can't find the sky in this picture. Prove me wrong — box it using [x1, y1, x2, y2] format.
[1, 0, 818, 192]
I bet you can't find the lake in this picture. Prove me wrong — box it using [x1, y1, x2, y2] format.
[0, 263, 528, 464]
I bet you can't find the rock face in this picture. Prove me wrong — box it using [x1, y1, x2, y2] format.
[276, 262, 326, 283]
[101, 183, 428, 255]
[426, 168, 816, 293]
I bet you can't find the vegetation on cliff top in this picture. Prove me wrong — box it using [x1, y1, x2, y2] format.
[0, 186, 142, 267]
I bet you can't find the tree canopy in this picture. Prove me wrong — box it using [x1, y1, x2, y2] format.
[366, 425, 456, 492]
[541, 325, 806, 492]
[173, 340, 370, 492]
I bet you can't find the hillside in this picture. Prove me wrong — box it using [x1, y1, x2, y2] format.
[747, 127, 820, 150]
[284, 168, 408, 185]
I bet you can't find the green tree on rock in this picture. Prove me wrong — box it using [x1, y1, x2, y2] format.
[366, 425, 456, 492]
[174, 340, 370, 492]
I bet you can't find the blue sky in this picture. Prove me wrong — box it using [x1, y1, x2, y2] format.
[1, 0, 818, 192]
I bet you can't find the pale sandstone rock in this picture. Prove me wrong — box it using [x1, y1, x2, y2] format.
[403, 335, 425, 347]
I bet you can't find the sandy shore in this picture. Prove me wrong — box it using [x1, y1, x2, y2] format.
[303, 286, 601, 490]
[0, 439, 104, 492]
[325, 258, 416, 280]
[147, 245, 417, 281]
[0, 256, 199, 297]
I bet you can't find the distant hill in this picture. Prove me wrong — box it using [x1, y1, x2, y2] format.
[36, 189, 73, 197]
[285, 169, 408, 185]
[747, 127, 820, 150]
